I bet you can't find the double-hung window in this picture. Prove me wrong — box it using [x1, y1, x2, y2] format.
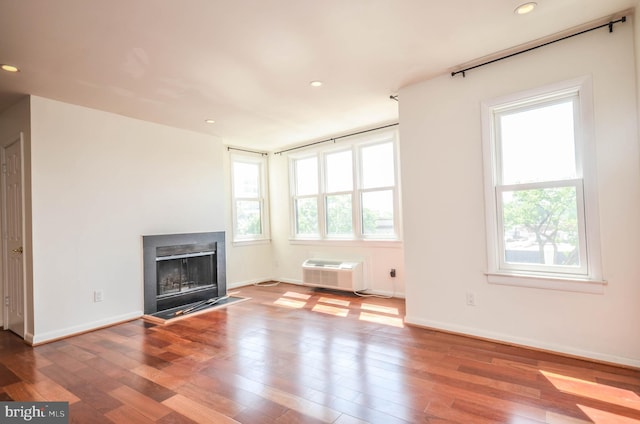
[293, 156, 320, 237]
[481, 78, 603, 292]
[290, 129, 400, 241]
[231, 153, 269, 243]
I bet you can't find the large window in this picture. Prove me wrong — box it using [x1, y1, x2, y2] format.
[231, 153, 269, 243]
[290, 130, 400, 241]
[482, 78, 603, 291]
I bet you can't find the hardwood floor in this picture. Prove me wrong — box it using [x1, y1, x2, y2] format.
[1, 282, 639, 423]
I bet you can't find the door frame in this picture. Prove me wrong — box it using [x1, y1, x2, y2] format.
[1, 132, 26, 337]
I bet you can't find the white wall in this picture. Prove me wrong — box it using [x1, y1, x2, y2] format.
[28, 96, 226, 343]
[399, 20, 640, 366]
[269, 152, 405, 297]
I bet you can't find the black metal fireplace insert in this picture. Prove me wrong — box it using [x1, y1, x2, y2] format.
[142, 232, 226, 315]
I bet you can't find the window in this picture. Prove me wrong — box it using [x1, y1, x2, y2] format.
[481, 78, 603, 292]
[231, 153, 269, 243]
[325, 149, 353, 236]
[290, 129, 400, 241]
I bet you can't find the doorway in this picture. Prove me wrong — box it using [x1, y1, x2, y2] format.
[2, 133, 25, 338]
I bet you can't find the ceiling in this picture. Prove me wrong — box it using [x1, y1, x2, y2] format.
[0, 0, 636, 151]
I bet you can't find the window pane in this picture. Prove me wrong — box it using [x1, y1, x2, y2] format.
[326, 194, 352, 236]
[295, 197, 318, 235]
[502, 187, 580, 267]
[326, 150, 352, 192]
[295, 157, 318, 195]
[362, 190, 394, 235]
[499, 99, 577, 184]
[233, 162, 259, 197]
[236, 200, 261, 236]
[362, 142, 394, 189]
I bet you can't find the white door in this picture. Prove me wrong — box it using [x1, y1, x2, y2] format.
[2, 135, 25, 337]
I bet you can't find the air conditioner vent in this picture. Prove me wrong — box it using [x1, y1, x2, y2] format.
[302, 259, 365, 291]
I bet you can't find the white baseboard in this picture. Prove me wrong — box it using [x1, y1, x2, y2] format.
[404, 316, 640, 369]
[29, 311, 143, 345]
[276, 278, 303, 285]
[228, 278, 303, 289]
[358, 289, 405, 299]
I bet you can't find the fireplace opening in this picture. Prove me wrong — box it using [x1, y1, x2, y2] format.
[156, 242, 216, 298]
[143, 232, 226, 315]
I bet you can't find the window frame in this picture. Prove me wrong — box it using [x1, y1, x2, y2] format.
[230, 152, 270, 244]
[289, 129, 401, 243]
[481, 77, 605, 293]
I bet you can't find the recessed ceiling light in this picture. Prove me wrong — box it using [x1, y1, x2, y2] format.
[515, 2, 537, 15]
[1, 64, 19, 73]
[310, 81, 323, 87]
[204, 119, 215, 124]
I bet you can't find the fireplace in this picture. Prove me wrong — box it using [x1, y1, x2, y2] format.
[143, 232, 226, 315]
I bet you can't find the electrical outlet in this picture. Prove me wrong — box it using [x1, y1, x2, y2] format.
[466, 292, 476, 306]
[94, 289, 104, 303]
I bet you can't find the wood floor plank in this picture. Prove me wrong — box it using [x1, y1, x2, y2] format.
[66, 383, 120, 413]
[116, 370, 177, 403]
[131, 363, 186, 391]
[108, 384, 173, 421]
[104, 404, 156, 424]
[333, 414, 371, 424]
[155, 411, 199, 424]
[162, 393, 241, 424]
[31, 378, 81, 404]
[0, 362, 21, 386]
[174, 382, 246, 418]
[68, 401, 115, 424]
[3, 381, 46, 402]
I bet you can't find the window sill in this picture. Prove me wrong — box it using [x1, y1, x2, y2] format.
[486, 272, 607, 294]
[289, 238, 403, 249]
[232, 238, 271, 247]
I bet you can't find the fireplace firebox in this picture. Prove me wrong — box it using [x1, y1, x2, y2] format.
[143, 232, 226, 315]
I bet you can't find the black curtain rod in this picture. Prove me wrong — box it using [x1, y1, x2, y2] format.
[273, 123, 399, 155]
[227, 146, 268, 156]
[451, 16, 627, 78]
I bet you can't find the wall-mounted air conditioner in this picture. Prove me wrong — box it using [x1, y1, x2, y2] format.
[302, 259, 365, 292]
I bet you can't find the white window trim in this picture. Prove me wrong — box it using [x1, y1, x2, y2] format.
[230, 152, 270, 244]
[481, 76, 605, 293]
[288, 129, 402, 242]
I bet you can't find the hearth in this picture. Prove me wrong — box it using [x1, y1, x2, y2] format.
[143, 232, 226, 315]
